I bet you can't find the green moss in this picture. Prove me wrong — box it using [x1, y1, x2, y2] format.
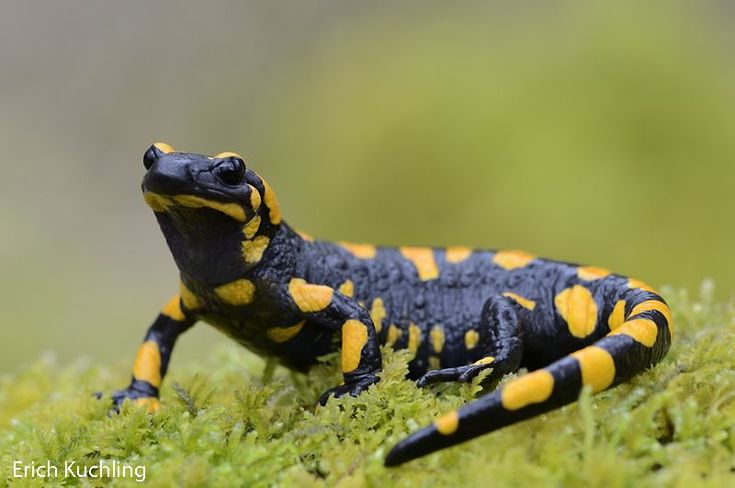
[2, 283, 734, 487]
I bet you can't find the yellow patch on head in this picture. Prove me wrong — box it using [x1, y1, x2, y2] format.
[609, 318, 658, 347]
[492, 250, 536, 270]
[408, 323, 422, 354]
[628, 278, 658, 294]
[248, 185, 262, 213]
[465, 329, 480, 350]
[554, 285, 598, 338]
[608, 300, 626, 331]
[243, 215, 261, 240]
[172, 195, 246, 222]
[502, 292, 536, 311]
[445, 246, 473, 264]
[338, 280, 354, 297]
[297, 230, 315, 242]
[387, 325, 402, 345]
[370, 297, 386, 333]
[214, 151, 243, 159]
[242, 235, 270, 265]
[474, 356, 495, 366]
[261, 178, 281, 225]
[342, 319, 369, 373]
[179, 282, 201, 311]
[143, 192, 172, 213]
[428, 357, 441, 370]
[339, 242, 377, 259]
[630, 300, 673, 336]
[153, 142, 175, 154]
[133, 341, 162, 388]
[577, 266, 611, 281]
[501, 370, 555, 411]
[267, 321, 306, 343]
[430, 326, 445, 353]
[214, 279, 256, 306]
[434, 410, 459, 435]
[571, 346, 615, 393]
[161, 295, 185, 321]
[400, 246, 439, 281]
[134, 397, 161, 413]
[288, 278, 334, 313]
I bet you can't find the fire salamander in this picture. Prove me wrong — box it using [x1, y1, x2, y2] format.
[111, 143, 673, 467]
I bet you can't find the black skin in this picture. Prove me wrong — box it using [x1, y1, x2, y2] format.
[111, 145, 673, 466]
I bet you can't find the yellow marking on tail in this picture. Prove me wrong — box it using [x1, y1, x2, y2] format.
[339, 242, 377, 259]
[408, 323, 422, 354]
[267, 321, 306, 342]
[492, 250, 536, 270]
[242, 235, 270, 264]
[430, 326, 445, 353]
[445, 246, 473, 264]
[502, 292, 536, 311]
[338, 280, 354, 297]
[577, 266, 611, 281]
[214, 279, 256, 306]
[153, 142, 175, 154]
[133, 341, 162, 388]
[434, 410, 459, 435]
[370, 298, 386, 333]
[501, 370, 555, 411]
[465, 329, 480, 350]
[555, 285, 598, 338]
[400, 246, 439, 281]
[288, 278, 333, 313]
[628, 278, 658, 294]
[161, 295, 185, 321]
[571, 346, 615, 393]
[608, 300, 626, 330]
[179, 282, 201, 311]
[342, 319, 369, 373]
[609, 318, 658, 347]
[630, 300, 674, 336]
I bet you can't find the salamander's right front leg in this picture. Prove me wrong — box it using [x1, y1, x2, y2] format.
[111, 294, 195, 412]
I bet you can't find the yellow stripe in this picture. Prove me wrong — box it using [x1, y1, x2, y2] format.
[630, 300, 674, 336]
[153, 142, 175, 154]
[502, 292, 536, 311]
[430, 326, 445, 353]
[338, 280, 354, 297]
[400, 246, 439, 281]
[261, 177, 281, 225]
[434, 410, 459, 435]
[445, 246, 473, 264]
[297, 230, 315, 241]
[554, 285, 598, 338]
[161, 295, 185, 321]
[608, 300, 626, 330]
[339, 242, 377, 259]
[428, 357, 441, 370]
[628, 278, 658, 294]
[474, 356, 495, 366]
[370, 297, 386, 333]
[342, 319, 368, 373]
[288, 278, 333, 313]
[501, 370, 555, 411]
[243, 215, 261, 240]
[214, 279, 256, 306]
[465, 329, 479, 350]
[267, 321, 306, 342]
[134, 397, 161, 413]
[492, 250, 536, 270]
[571, 346, 615, 393]
[214, 151, 243, 159]
[179, 282, 201, 311]
[577, 266, 611, 281]
[387, 325, 402, 345]
[142, 192, 247, 222]
[609, 318, 658, 347]
[133, 341, 162, 388]
[242, 235, 270, 265]
[408, 323, 422, 354]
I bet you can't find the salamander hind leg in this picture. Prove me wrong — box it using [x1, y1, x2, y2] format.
[417, 295, 524, 387]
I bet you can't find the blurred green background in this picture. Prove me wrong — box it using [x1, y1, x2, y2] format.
[1, 0, 734, 373]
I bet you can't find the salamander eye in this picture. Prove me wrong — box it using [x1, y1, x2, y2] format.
[214, 157, 246, 186]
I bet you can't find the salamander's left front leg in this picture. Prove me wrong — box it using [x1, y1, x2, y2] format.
[111, 295, 195, 412]
[287, 278, 382, 405]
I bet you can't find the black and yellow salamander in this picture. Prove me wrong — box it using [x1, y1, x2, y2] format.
[110, 143, 673, 467]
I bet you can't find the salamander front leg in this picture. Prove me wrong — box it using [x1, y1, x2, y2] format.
[417, 295, 523, 387]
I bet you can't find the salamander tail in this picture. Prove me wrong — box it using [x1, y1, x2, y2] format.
[385, 286, 672, 467]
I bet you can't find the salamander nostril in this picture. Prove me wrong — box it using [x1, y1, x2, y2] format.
[143, 145, 160, 170]
[214, 157, 246, 186]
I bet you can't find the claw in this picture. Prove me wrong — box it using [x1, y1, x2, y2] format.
[318, 375, 380, 405]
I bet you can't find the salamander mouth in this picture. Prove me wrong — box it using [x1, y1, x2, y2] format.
[142, 190, 247, 222]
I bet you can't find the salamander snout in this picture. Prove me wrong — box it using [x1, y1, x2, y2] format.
[143, 142, 175, 170]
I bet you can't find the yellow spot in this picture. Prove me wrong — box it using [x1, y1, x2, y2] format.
[577, 266, 611, 281]
[243, 215, 261, 240]
[430, 326, 445, 353]
[261, 178, 281, 225]
[248, 185, 262, 213]
[555, 285, 598, 338]
[242, 235, 270, 265]
[338, 280, 354, 297]
[465, 329, 480, 350]
[408, 323, 422, 354]
[502, 292, 536, 311]
[161, 295, 185, 321]
[434, 410, 459, 435]
[445, 246, 473, 264]
[609, 318, 658, 347]
[608, 300, 626, 331]
[400, 246, 439, 281]
[339, 242, 377, 259]
[153, 142, 175, 154]
[214, 279, 256, 306]
[143, 192, 247, 222]
[179, 282, 201, 311]
[474, 356, 495, 366]
[342, 320, 368, 373]
[630, 300, 674, 335]
[492, 250, 536, 270]
[267, 321, 306, 342]
[288, 278, 333, 313]
[428, 357, 441, 370]
[387, 325, 402, 345]
[370, 298, 386, 333]
[214, 151, 243, 159]
[134, 397, 161, 413]
[297, 230, 315, 241]
[628, 278, 658, 294]
[133, 341, 162, 388]
[571, 346, 615, 393]
[501, 370, 555, 411]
